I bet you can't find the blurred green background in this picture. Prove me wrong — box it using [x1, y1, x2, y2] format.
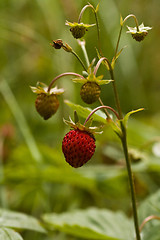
[0, 0, 160, 239]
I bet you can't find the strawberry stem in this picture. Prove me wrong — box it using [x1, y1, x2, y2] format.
[48, 72, 85, 93]
[78, 4, 91, 23]
[139, 215, 160, 232]
[84, 105, 120, 126]
[93, 57, 108, 76]
[123, 14, 139, 31]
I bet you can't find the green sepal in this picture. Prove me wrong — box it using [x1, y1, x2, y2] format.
[95, 2, 100, 13]
[72, 78, 88, 84]
[111, 46, 127, 69]
[65, 21, 96, 29]
[63, 116, 103, 135]
[72, 72, 113, 85]
[96, 79, 113, 85]
[85, 117, 93, 128]
[74, 110, 79, 124]
[30, 82, 64, 95]
[120, 15, 124, 26]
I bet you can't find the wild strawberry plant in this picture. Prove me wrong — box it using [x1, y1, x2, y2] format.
[1, 1, 160, 240]
[30, 2, 160, 240]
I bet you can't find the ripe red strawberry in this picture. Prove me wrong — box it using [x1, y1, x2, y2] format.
[62, 129, 96, 168]
[35, 93, 59, 120]
[80, 81, 101, 104]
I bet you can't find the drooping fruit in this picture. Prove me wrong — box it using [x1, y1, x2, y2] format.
[35, 93, 59, 120]
[80, 81, 101, 104]
[31, 83, 64, 120]
[62, 129, 96, 168]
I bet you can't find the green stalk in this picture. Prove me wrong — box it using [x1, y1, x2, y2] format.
[107, 62, 141, 240]
[120, 123, 141, 240]
[71, 50, 88, 72]
[77, 40, 90, 68]
[123, 14, 139, 31]
[78, 3, 102, 55]
[102, 52, 141, 239]
[114, 25, 123, 59]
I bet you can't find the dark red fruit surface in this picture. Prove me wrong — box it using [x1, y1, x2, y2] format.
[62, 130, 96, 168]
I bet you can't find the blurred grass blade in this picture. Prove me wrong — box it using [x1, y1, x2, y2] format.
[0, 79, 42, 163]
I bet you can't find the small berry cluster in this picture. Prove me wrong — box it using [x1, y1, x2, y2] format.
[31, 3, 151, 168]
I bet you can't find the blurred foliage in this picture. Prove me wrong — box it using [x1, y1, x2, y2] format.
[0, 0, 160, 239]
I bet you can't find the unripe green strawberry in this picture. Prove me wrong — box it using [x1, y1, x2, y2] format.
[80, 81, 101, 104]
[65, 21, 95, 39]
[70, 25, 87, 39]
[62, 129, 96, 168]
[131, 32, 148, 42]
[31, 83, 64, 120]
[35, 93, 59, 120]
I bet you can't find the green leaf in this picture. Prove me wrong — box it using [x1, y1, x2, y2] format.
[64, 100, 107, 124]
[43, 208, 134, 240]
[122, 108, 144, 128]
[0, 228, 23, 240]
[0, 209, 46, 233]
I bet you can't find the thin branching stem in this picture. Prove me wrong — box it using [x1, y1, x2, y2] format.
[84, 105, 120, 125]
[48, 72, 84, 92]
[114, 25, 123, 59]
[98, 97, 111, 120]
[123, 14, 139, 31]
[120, 124, 141, 240]
[77, 40, 90, 68]
[78, 4, 91, 23]
[71, 50, 88, 72]
[139, 215, 160, 232]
